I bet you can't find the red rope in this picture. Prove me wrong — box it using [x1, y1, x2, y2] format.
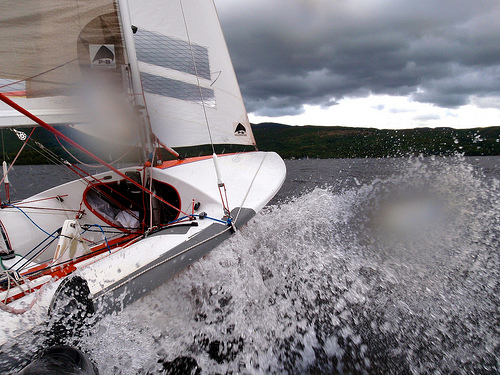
[218, 184, 230, 215]
[15, 194, 68, 206]
[7, 206, 80, 213]
[70, 164, 143, 217]
[0, 92, 192, 219]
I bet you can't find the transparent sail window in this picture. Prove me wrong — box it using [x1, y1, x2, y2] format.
[135, 29, 210, 80]
[141, 72, 215, 107]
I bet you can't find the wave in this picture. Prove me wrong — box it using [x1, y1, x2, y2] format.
[65, 156, 500, 373]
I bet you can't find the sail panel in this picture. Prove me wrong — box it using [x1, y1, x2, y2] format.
[135, 29, 210, 80]
[129, 0, 256, 148]
[0, 0, 132, 133]
[141, 72, 215, 106]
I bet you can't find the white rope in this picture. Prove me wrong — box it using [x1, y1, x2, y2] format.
[0, 268, 38, 314]
[0, 288, 41, 315]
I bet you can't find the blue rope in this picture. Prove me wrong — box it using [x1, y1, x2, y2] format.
[10, 228, 60, 270]
[164, 214, 229, 226]
[5, 203, 57, 238]
[4, 204, 231, 265]
[201, 215, 228, 225]
[81, 224, 111, 253]
[165, 215, 189, 225]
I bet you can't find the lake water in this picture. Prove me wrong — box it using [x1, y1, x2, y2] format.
[4, 156, 500, 374]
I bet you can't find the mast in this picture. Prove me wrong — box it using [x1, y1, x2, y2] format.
[117, 0, 155, 162]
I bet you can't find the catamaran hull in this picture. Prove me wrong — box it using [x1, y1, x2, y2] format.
[0, 210, 254, 373]
[95, 207, 254, 312]
[0, 151, 285, 373]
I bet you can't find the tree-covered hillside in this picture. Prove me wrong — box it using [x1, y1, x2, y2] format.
[252, 123, 500, 159]
[0, 123, 498, 164]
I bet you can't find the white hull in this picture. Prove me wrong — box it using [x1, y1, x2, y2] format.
[0, 151, 285, 370]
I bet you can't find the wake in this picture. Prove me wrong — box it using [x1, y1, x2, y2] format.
[78, 156, 500, 374]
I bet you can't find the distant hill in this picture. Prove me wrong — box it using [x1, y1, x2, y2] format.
[1, 123, 499, 164]
[252, 123, 500, 159]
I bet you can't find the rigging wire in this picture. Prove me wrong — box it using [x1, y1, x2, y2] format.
[80, 224, 111, 253]
[5, 128, 142, 223]
[8, 228, 61, 271]
[54, 135, 136, 168]
[234, 152, 268, 224]
[179, 0, 235, 222]
[25, 140, 67, 167]
[0, 128, 37, 187]
[13, 135, 83, 186]
[179, 0, 216, 155]
[5, 204, 58, 238]
[1, 129, 5, 161]
[0, 58, 79, 91]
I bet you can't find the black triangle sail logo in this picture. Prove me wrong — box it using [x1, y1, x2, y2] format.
[89, 44, 116, 69]
[92, 45, 115, 63]
[234, 123, 246, 136]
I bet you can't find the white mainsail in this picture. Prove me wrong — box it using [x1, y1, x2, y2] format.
[0, 0, 256, 151]
[129, 0, 256, 148]
[0, 0, 127, 129]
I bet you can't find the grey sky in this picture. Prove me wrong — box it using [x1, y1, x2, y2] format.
[216, 0, 500, 121]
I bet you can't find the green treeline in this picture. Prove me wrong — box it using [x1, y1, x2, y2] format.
[252, 123, 500, 159]
[0, 124, 499, 164]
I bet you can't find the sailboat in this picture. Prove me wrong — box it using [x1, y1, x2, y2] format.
[0, 0, 285, 369]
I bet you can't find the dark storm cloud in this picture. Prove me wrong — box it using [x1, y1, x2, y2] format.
[217, 0, 500, 117]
